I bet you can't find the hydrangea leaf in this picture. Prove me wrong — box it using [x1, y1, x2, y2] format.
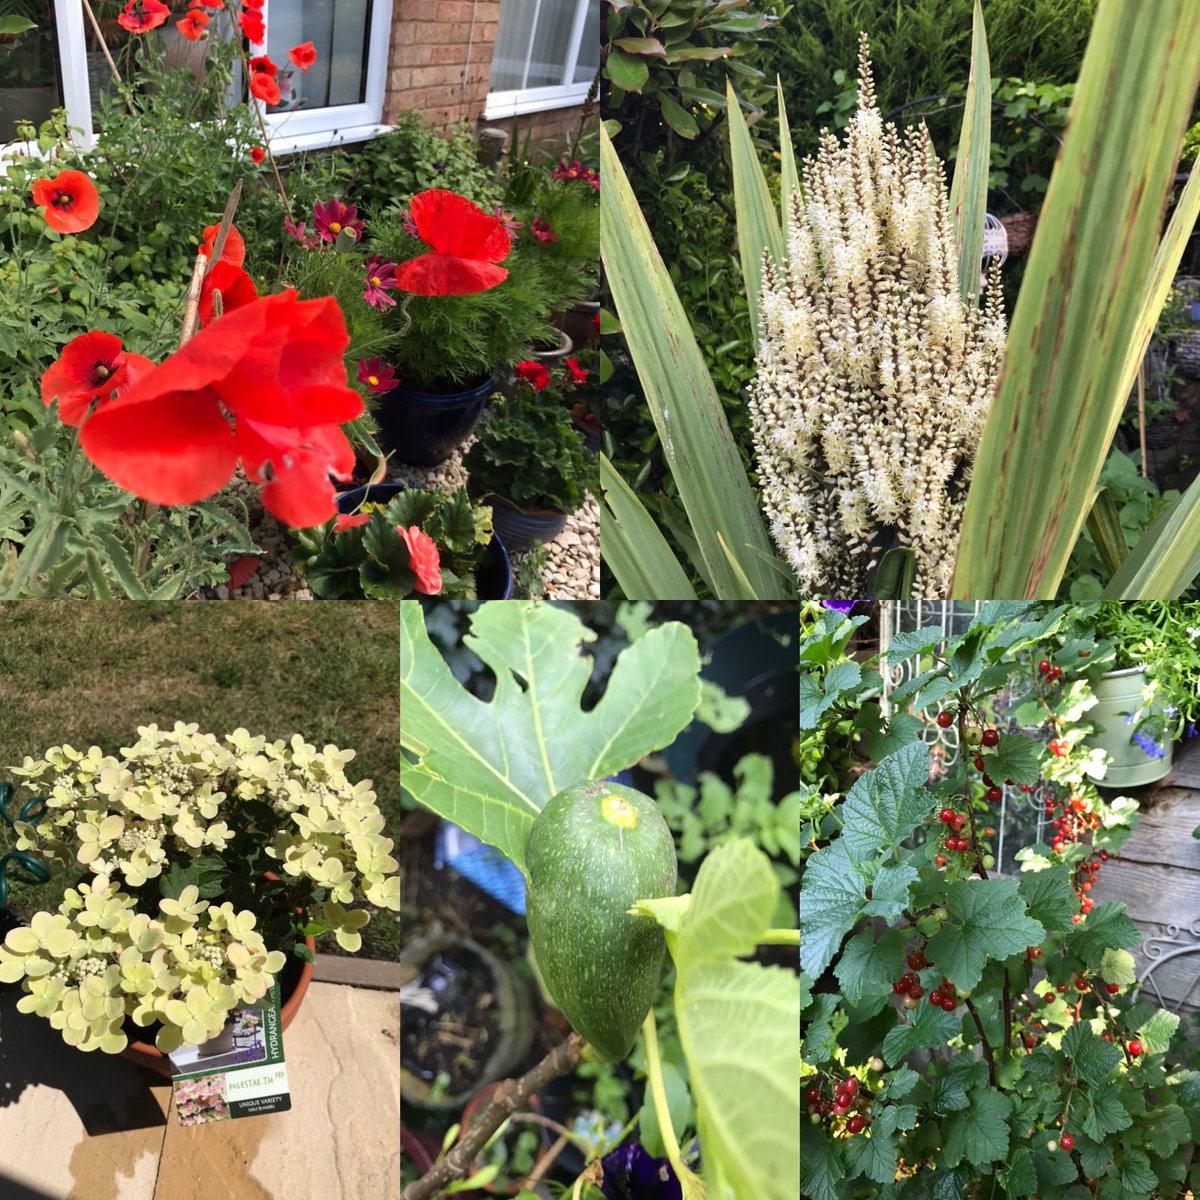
[1017, 866, 1078, 933]
[399, 601, 701, 873]
[942, 1088, 1011, 1168]
[881, 1001, 960, 1066]
[926, 878, 1045, 992]
[800, 840, 874, 978]
[839, 741, 934, 860]
[1062, 1022, 1121, 1086]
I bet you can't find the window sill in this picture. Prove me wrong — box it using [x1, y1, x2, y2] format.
[268, 124, 393, 156]
[483, 89, 592, 121]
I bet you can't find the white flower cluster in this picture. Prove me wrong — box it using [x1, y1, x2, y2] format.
[0, 724, 402, 1054]
[749, 35, 1006, 595]
[0, 881, 286, 1054]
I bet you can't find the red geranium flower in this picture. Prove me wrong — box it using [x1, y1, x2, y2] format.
[565, 356, 589, 385]
[513, 360, 550, 392]
[333, 511, 371, 533]
[356, 357, 398, 394]
[41, 331, 156, 427]
[198, 222, 245, 268]
[176, 11, 209, 40]
[399, 526, 442, 595]
[248, 55, 280, 105]
[31, 170, 99, 234]
[289, 42, 317, 72]
[118, 1, 169, 33]
[363, 255, 398, 311]
[250, 145, 265, 165]
[199, 261, 259, 328]
[78, 291, 364, 528]
[312, 199, 364, 244]
[394, 189, 510, 296]
[239, 7, 265, 45]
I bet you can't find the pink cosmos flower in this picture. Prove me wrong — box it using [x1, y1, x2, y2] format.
[357, 357, 399, 394]
[529, 217, 557, 245]
[283, 215, 321, 250]
[312, 199, 364, 244]
[362, 255, 398, 311]
[491, 206, 523, 238]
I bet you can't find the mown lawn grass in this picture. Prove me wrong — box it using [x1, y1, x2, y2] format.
[0, 601, 399, 960]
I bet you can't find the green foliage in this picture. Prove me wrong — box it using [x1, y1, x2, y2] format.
[345, 111, 502, 216]
[773, 0, 1098, 162]
[293, 487, 495, 600]
[799, 602, 1199, 1199]
[462, 387, 596, 515]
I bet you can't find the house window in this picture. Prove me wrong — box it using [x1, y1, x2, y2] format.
[2, 1, 392, 158]
[486, 0, 599, 120]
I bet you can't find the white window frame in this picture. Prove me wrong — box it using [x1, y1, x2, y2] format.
[484, 0, 595, 121]
[3, 0, 392, 159]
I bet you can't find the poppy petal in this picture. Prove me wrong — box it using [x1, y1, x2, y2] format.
[409, 190, 510, 261]
[200, 223, 245, 268]
[393, 252, 508, 296]
[237, 419, 356, 528]
[80, 388, 238, 504]
[199, 262, 258, 327]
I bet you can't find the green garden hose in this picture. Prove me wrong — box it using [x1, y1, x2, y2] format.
[0, 782, 51, 909]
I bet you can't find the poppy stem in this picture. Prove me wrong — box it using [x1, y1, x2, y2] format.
[80, 0, 135, 117]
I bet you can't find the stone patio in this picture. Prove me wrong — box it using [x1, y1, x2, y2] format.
[0, 964, 400, 1200]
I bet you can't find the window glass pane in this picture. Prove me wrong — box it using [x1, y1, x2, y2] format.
[0, 6, 62, 142]
[572, 1, 599, 84]
[266, 0, 371, 113]
[491, 0, 582, 92]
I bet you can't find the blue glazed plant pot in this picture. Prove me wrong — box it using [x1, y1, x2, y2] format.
[374, 375, 496, 467]
[336, 483, 513, 599]
[485, 494, 568, 555]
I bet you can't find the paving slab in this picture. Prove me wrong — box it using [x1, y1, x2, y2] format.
[0, 981, 399, 1200]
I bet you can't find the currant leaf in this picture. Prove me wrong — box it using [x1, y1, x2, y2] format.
[942, 1087, 1011, 1167]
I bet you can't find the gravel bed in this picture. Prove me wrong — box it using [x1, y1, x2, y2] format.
[196, 445, 600, 600]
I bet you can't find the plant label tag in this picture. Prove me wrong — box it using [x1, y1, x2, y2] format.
[168, 980, 291, 1125]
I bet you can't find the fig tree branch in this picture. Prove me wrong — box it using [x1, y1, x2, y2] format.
[401, 1033, 586, 1200]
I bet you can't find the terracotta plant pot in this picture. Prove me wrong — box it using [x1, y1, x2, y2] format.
[120, 935, 316, 1078]
[457, 1081, 550, 1197]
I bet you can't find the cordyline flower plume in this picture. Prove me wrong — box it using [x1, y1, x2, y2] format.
[748, 35, 1006, 596]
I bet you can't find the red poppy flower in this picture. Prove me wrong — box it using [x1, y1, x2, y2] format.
[42, 331, 156, 428]
[239, 7, 264, 45]
[190, 0, 225, 7]
[78, 291, 364, 528]
[118, 0, 169, 33]
[357, 358, 398, 394]
[241, 0, 263, 8]
[199, 261, 259, 327]
[176, 11, 208, 40]
[250, 145, 265, 165]
[248, 55, 280, 105]
[333, 512, 371, 533]
[565, 356, 589, 385]
[289, 41, 317, 72]
[394, 189, 510, 296]
[31, 170, 100, 235]
[399, 526, 442, 594]
[198, 222, 245, 268]
[514, 360, 550, 392]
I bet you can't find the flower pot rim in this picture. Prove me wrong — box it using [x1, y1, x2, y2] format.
[1098, 665, 1148, 680]
[384, 373, 496, 403]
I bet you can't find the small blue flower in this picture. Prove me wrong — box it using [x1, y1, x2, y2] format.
[1165, 704, 1178, 718]
[822, 600, 861, 613]
[1123, 713, 1136, 725]
[1132, 730, 1166, 759]
[1188, 722, 1198, 739]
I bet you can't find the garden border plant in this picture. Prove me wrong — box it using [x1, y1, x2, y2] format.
[798, 601, 1199, 1199]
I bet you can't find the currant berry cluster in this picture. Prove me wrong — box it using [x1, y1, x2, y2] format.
[893, 950, 958, 1013]
[935, 806, 971, 863]
[1038, 659, 1064, 682]
[805, 1075, 871, 1133]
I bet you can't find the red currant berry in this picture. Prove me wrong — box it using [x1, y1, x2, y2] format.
[807, 1087, 821, 1103]
[1043, 993, 1055, 1005]
[908, 985, 924, 1000]
[981, 728, 999, 747]
[1024, 1034, 1037, 1049]
[986, 786, 1002, 802]
[939, 807, 955, 824]
[907, 951, 928, 971]
[844, 1077, 858, 1096]
[1038, 660, 1050, 674]
[930, 990, 943, 1006]
[846, 1115, 866, 1134]
[1127, 1040, 1143, 1056]
[974, 756, 986, 772]
[936, 710, 954, 728]
[941, 995, 956, 1012]
[1060, 1133, 1075, 1152]
[950, 813, 966, 831]
[1105, 983, 1120, 995]
[934, 854, 947, 867]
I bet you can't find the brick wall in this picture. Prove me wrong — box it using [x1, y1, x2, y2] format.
[383, 0, 589, 150]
